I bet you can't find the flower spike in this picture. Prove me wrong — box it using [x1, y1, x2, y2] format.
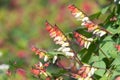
[68, 4, 107, 37]
[74, 32, 93, 49]
[71, 64, 97, 80]
[45, 21, 75, 57]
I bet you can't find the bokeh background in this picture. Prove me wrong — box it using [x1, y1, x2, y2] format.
[0, 0, 112, 79]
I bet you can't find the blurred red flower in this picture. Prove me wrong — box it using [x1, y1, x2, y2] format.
[16, 68, 26, 77]
[17, 51, 27, 58]
[82, 1, 92, 13]
[115, 45, 120, 52]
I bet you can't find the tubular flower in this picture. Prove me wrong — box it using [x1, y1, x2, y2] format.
[45, 21, 74, 57]
[71, 64, 97, 80]
[31, 62, 50, 77]
[31, 46, 49, 62]
[115, 44, 120, 52]
[68, 4, 107, 37]
[74, 32, 93, 49]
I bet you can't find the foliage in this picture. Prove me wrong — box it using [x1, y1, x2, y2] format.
[31, 1, 120, 80]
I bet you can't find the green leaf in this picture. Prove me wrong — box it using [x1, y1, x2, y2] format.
[89, 12, 101, 19]
[99, 36, 118, 59]
[92, 61, 106, 76]
[89, 55, 99, 64]
[110, 70, 120, 80]
[106, 25, 120, 34]
[101, 6, 110, 14]
[112, 54, 120, 66]
[100, 76, 108, 80]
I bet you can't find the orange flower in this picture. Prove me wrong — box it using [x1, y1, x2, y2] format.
[31, 46, 49, 62]
[68, 4, 107, 37]
[74, 32, 93, 49]
[31, 68, 40, 76]
[45, 21, 74, 57]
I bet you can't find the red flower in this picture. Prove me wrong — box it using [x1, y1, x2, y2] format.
[115, 45, 120, 52]
[16, 68, 26, 77]
[17, 51, 26, 58]
[31, 68, 40, 76]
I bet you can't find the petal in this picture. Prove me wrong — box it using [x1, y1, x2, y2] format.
[62, 42, 69, 47]
[88, 67, 97, 77]
[82, 17, 89, 22]
[84, 41, 88, 49]
[50, 31, 56, 38]
[53, 55, 58, 64]
[55, 41, 64, 45]
[39, 62, 43, 67]
[87, 38, 93, 41]
[65, 52, 74, 57]
[57, 46, 64, 51]
[62, 47, 71, 52]
[99, 30, 106, 37]
[74, 12, 82, 18]
[86, 41, 91, 49]
[44, 55, 49, 62]
[80, 40, 84, 46]
[54, 36, 62, 42]
[93, 29, 100, 34]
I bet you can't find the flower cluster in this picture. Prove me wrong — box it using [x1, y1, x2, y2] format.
[45, 21, 75, 57]
[72, 65, 97, 80]
[74, 32, 93, 49]
[31, 62, 50, 78]
[68, 4, 107, 37]
[31, 46, 49, 62]
[30, 4, 110, 80]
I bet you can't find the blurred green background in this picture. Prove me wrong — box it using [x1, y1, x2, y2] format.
[0, 0, 112, 79]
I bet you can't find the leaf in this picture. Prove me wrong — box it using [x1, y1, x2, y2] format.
[89, 55, 99, 64]
[106, 25, 120, 34]
[101, 6, 110, 14]
[89, 12, 101, 19]
[99, 36, 118, 59]
[110, 70, 120, 80]
[111, 54, 120, 66]
[81, 42, 96, 63]
[116, 65, 120, 71]
[75, 27, 93, 38]
[92, 61, 106, 76]
[100, 76, 108, 80]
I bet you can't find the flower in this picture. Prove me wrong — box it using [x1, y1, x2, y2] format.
[74, 32, 93, 49]
[44, 55, 49, 62]
[45, 21, 75, 57]
[31, 62, 49, 77]
[16, 68, 26, 77]
[115, 44, 120, 52]
[71, 64, 97, 80]
[31, 46, 49, 61]
[68, 4, 107, 37]
[53, 55, 58, 64]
